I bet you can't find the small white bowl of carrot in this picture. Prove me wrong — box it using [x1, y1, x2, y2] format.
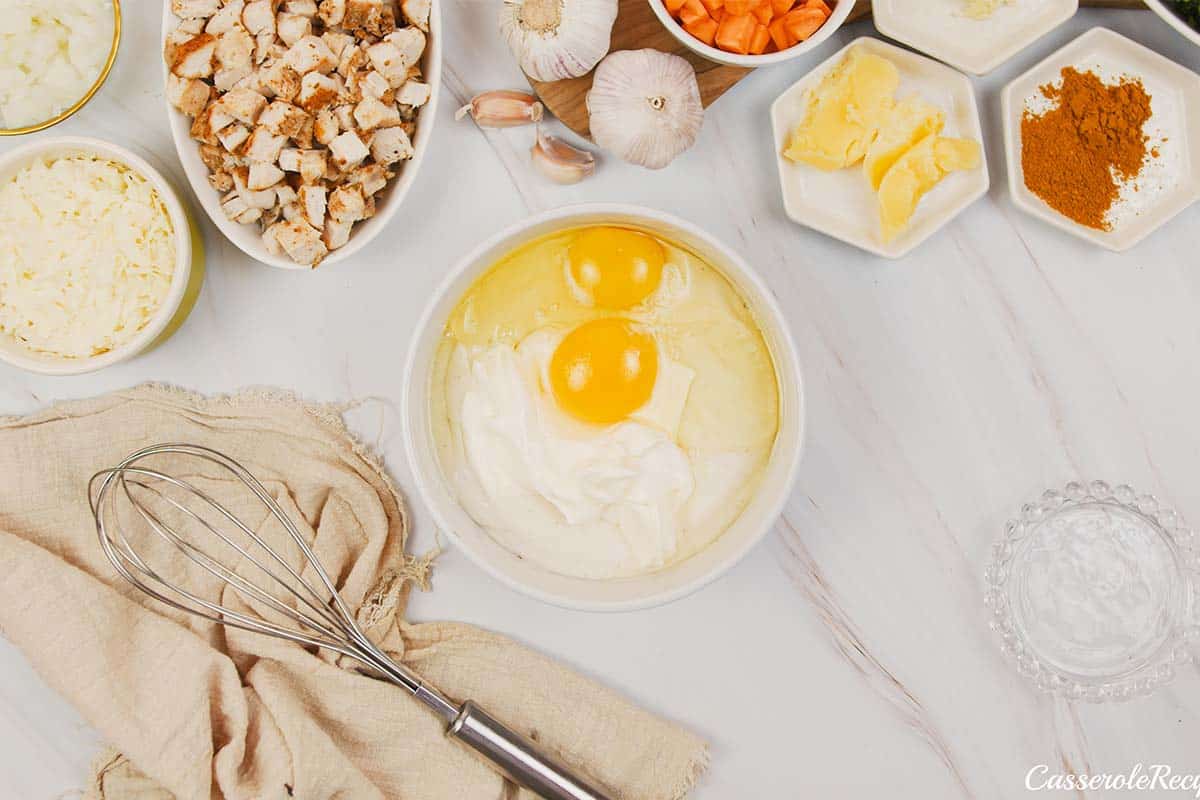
[650, 0, 853, 66]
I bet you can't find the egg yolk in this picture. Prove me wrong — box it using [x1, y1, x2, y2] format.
[549, 318, 658, 424]
[567, 227, 666, 309]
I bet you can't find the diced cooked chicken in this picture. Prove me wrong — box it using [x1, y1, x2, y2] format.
[358, 70, 389, 101]
[263, 63, 302, 100]
[287, 0, 319, 15]
[328, 131, 369, 170]
[284, 35, 337, 75]
[297, 184, 327, 227]
[401, 0, 430, 30]
[254, 32, 277, 64]
[208, 171, 234, 192]
[215, 66, 253, 92]
[395, 79, 429, 108]
[274, 218, 328, 265]
[277, 12, 313, 47]
[297, 72, 339, 112]
[361, 194, 376, 219]
[248, 161, 285, 190]
[343, 0, 381, 30]
[258, 100, 311, 138]
[314, 108, 339, 144]
[217, 123, 251, 153]
[177, 17, 206, 35]
[233, 167, 279, 209]
[336, 43, 368, 78]
[347, 162, 389, 195]
[322, 31, 355, 61]
[276, 183, 299, 206]
[222, 193, 263, 224]
[220, 87, 268, 124]
[369, 126, 412, 164]
[322, 217, 353, 249]
[353, 96, 400, 131]
[328, 184, 365, 222]
[172, 33, 217, 79]
[383, 28, 425, 74]
[282, 201, 302, 221]
[263, 221, 285, 255]
[206, 0, 245, 34]
[244, 127, 288, 162]
[191, 101, 235, 144]
[319, 0, 347, 26]
[167, 73, 212, 117]
[216, 27, 255, 75]
[299, 149, 327, 183]
[333, 104, 355, 130]
[242, 0, 275, 34]
[173, 0, 219, 19]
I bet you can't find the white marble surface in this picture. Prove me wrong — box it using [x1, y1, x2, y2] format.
[3, 4, 1200, 798]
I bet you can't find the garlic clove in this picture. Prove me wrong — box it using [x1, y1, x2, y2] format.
[586, 49, 704, 170]
[531, 127, 596, 184]
[500, 0, 617, 82]
[456, 90, 545, 128]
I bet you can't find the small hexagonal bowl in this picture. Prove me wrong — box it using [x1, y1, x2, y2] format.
[1002, 27, 1200, 252]
[770, 37, 989, 259]
[873, 0, 1077, 76]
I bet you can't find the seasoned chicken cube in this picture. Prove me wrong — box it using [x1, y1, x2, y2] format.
[328, 184, 366, 222]
[353, 96, 400, 131]
[282, 201, 302, 221]
[297, 72, 339, 112]
[167, 73, 211, 117]
[220, 87, 268, 124]
[263, 222, 286, 256]
[299, 149, 327, 183]
[292, 115, 316, 148]
[278, 148, 302, 172]
[275, 218, 328, 265]
[206, 0, 245, 34]
[322, 217, 353, 249]
[361, 194, 376, 219]
[232, 167, 279, 209]
[347, 162, 389, 195]
[263, 63, 301, 100]
[314, 107, 339, 144]
[361, 70, 392, 101]
[221, 192, 262, 224]
[297, 184, 327, 227]
[328, 131, 369, 170]
[332, 104, 355, 129]
[244, 127, 288, 162]
[322, 32, 355, 61]
[177, 17, 206, 35]
[385, 28, 426, 67]
[284, 35, 337, 75]
[286, 0, 319, 15]
[395, 79, 429, 108]
[199, 143, 231, 172]
[254, 31, 276, 64]
[318, 0, 347, 25]
[208, 170, 234, 192]
[365, 41, 405, 87]
[401, 0, 430, 30]
[369, 125, 412, 164]
[215, 66, 253, 92]
[344, 0, 382, 30]
[173, 0, 220, 19]
[191, 102, 235, 144]
[216, 123, 251, 153]
[258, 100, 311, 137]
[248, 161, 285, 190]
[277, 13, 313, 47]
[336, 44, 368, 78]
[242, 0, 275, 34]
[216, 27, 254, 74]
[276, 183, 299, 206]
[172, 33, 217, 79]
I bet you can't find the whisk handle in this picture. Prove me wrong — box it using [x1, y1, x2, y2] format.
[448, 701, 613, 800]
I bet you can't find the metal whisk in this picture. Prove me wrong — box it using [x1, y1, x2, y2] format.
[89, 443, 610, 800]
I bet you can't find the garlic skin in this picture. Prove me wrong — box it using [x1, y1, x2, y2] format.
[456, 90, 544, 128]
[531, 127, 596, 184]
[500, 0, 617, 82]
[587, 49, 703, 170]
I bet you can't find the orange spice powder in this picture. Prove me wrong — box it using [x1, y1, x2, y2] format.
[1020, 67, 1153, 231]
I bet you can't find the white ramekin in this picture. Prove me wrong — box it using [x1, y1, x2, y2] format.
[0, 137, 196, 376]
[403, 203, 806, 611]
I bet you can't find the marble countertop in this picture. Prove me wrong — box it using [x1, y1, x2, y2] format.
[3, 5, 1200, 798]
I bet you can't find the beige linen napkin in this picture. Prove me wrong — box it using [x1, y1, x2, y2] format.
[0, 385, 706, 800]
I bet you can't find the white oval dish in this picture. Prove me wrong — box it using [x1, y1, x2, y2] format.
[648, 0, 854, 68]
[0, 137, 194, 376]
[1001, 27, 1200, 251]
[403, 203, 806, 612]
[1146, 0, 1200, 50]
[770, 37, 989, 259]
[160, 2, 442, 270]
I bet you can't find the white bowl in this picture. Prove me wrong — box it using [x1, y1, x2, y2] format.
[873, 0, 1078, 76]
[770, 37, 989, 258]
[1002, 27, 1200, 252]
[403, 204, 806, 612]
[1146, 0, 1200, 49]
[0, 137, 196, 376]
[648, 0, 855, 68]
[160, 3, 442, 270]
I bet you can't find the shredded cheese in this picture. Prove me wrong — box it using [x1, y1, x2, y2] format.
[0, 155, 177, 359]
[0, 0, 113, 129]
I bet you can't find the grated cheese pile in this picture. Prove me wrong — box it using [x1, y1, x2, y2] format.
[0, 155, 177, 359]
[0, 0, 113, 129]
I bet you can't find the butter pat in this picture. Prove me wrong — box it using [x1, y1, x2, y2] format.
[783, 51, 899, 171]
[863, 97, 944, 190]
[877, 135, 981, 242]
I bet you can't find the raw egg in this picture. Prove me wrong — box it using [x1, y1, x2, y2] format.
[567, 227, 666, 309]
[549, 318, 658, 424]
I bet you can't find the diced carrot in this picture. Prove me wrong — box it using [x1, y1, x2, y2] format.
[679, 0, 709, 26]
[699, 0, 724, 14]
[724, 0, 753, 15]
[752, 0, 774, 25]
[684, 15, 720, 44]
[711, 7, 724, 21]
[715, 12, 756, 53]
[749, 22, 771, 53]
[802, 0, 831, 15]
[783, 6, 826, 40]
[771, 0, 794, 16]
[768, 16, 793, 49]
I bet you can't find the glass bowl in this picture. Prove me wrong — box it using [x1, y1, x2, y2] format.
[986, 481, 1200, 702]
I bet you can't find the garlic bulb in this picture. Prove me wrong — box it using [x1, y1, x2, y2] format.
[531, 127, 596, 184]
[587, 49, 703, 170]
[500, 0, 617, 82]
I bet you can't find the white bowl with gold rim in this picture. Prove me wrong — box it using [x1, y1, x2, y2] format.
[402, 204, 805, 612]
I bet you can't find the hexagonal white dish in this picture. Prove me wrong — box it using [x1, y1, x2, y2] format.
[874, 0, 1078, 76]
[770, 37, 989, 259]
[1002, 27, 1200, 252]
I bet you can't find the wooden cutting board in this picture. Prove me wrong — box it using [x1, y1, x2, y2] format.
[529, 0, 1147, 138]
